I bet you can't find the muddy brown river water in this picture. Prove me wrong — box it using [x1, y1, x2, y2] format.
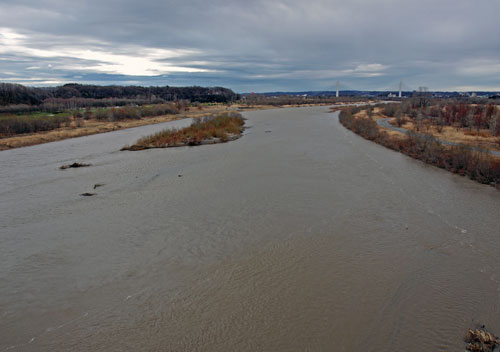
[1, 106, 499, 351]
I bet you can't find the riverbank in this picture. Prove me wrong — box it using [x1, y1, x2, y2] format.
[368, 103, 500, 153]
[380, 115, 500, 153]
[338, 108, 500, 188]
[0, 105, 246, 151]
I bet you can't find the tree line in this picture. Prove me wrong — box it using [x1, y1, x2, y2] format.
[0, 83, 239, 108]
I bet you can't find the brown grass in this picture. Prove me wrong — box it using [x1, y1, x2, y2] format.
[464, 130, 493, 138]
[122, 112, 245, 150]
[387, 119, 500, 152]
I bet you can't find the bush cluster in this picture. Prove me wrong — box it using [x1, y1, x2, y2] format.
[93, 103, 180, 121]
[0, 114, 71, 136]
[127, 112, 244, 149]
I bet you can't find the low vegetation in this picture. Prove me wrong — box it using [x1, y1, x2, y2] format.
[241, 94, 370, 107]
[122, 112, 245, 150]
[338, 107, 500, 187]
[0, 103, 182, 138]
[380, 100, 500, 149]
[92, 103, 180, 121]
[0, 113, 71, 136]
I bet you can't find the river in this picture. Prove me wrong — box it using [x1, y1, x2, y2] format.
[1, 106, 499, 351]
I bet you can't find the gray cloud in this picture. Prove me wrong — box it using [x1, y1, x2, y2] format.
[1, 0, 500, 92]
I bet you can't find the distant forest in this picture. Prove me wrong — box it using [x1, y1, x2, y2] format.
[0, 83, 239, 107]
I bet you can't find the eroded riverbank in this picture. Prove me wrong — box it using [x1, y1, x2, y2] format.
[1, 107, 499, 351]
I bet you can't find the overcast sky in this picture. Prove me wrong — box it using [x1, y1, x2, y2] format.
[1, 0, 499, 92]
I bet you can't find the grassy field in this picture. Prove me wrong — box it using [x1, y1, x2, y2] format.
[0, 103, 181, 138]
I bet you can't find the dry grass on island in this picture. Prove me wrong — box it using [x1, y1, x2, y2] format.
[122, 112, 245, 151]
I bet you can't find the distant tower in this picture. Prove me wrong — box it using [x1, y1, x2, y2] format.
[398, 81, 402, 98]
[336, 80, 339, 98]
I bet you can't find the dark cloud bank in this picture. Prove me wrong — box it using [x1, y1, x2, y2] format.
[1, 0, 499, 92]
